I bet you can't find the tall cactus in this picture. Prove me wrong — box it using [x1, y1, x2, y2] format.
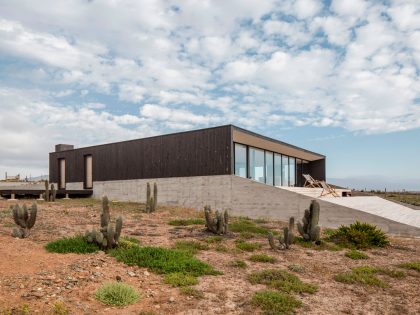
[86, 196, 123, 249]
[297, 200, 321, 242]
[204, 205, 229, 235]
[145, 182, 158, 213]
[44, 180, 50, 201]
[11, 203, 38, 238]
[50, 184, 56, 202]
[153, 182, 158, 211]
[268, 217, 295, 250]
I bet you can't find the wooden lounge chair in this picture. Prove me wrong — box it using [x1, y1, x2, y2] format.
[302, 174, 322, 188]
[319, 180, 339, 197]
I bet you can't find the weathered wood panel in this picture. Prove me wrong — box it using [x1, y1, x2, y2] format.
[49, 125, 232, 183]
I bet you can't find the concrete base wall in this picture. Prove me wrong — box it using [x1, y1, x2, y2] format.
[88, 175, 420, 236]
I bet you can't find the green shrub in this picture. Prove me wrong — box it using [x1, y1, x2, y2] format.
[239, 231, 255, 239]
[398, 261, 420, 272]
[249, 254, 276, 263]
[248, 269, 317, 294]
[251, 290, 302, 315]
[215, 244, 229, 252]
[95, 281, 139, 306]
[174, 240, 209, 254]
[235, 240, 262, 252]
[345, 250, 369, 260]
[229, 219, 272, 235]
[164, 273, 198, 287]
[328, 221, 389, 249]
[322, 228, 336, 236]
[204, 236, 224, 243]
[168, 218, 205, 226]
[51, 301, 69, 315]
[180, 287, 204, 299]
[288, 264, 305, 273]
[294, 237, 341, 251]
[45, 236, 99, 254]
[334, 266, 405, 287]
[229, 259, 247, 268]
[109, 246, 219, 276]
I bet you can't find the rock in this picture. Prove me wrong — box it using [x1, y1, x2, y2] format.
[144, 271, 150, 276]
[20, 284, 25, 289]
[169, 296, 175, 303]
[127, 271, 136, 277]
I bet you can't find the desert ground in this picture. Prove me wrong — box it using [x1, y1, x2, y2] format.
[0, 198, 419, 315]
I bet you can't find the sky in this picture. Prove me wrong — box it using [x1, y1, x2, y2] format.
[0, 0, 419, 190]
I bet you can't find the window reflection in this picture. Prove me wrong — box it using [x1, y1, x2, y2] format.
[249, 147, 265, 183]
[234, 143, 247, 178]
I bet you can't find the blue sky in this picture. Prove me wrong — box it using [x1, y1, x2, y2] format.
[0, 0, 419, 190]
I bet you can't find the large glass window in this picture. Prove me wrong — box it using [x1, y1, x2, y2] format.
[265, 151, 273, 185]
[281, 155, 289, 186]
[296, 159, 303, 187]
[234, 143, 247, 178]
[249, 147, 265, 183]
[289, 157, 296, 187]
[274, 153, 282, 186]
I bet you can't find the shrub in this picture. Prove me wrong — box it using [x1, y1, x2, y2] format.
[45, 236, 100, 254]
[215, 244, 229, 252]
[204, 236, 224, 243]
[328, 221, 389, 249]
[174, 240, 209, 254]
[294, 237, 341, 251]
[168, 218, 205, 226]
[229, 219, 272, 235]
[164, 273, 198, 287]
[248, 269, 317, 294]
[229, 260, 247, 268]
[398, 261, 420, 272]
[249, 254, 276, 263]
[51, 301, 69, 315]
[95, 281, 140, 306]
[345, 250, 369, 260]
[288, 264, 305, 273]
[334, 266, 405, 287]
[235, 240, 262, 252]
[109, 246, 219, 276]
[180, 287, 204, 299]
[251, 290, 302, 315]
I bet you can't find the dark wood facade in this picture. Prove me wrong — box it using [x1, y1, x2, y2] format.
[49, 125, 232, 184]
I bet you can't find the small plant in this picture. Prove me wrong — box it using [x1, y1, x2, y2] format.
[85, 196, 123, 249]
[180, 287, 204, 299]
[248, 269, 318, 294]
[45, 235, 100, 254]
[51, 301, 69, 315]
[11, 203, 37, 238]
[251, 290, 302, 315]
[297, 200, 321, 242]
[268, 217, 294, 250]
[334, 266, 405, 287]
[204, 235, 224, 243]
[235, 240, 262, 252]
[50, 184, 57, 202]
[230, 219, 272, 235]
[288, 264, 305, 273]
[169, 218, 205, 226]
[398, 261, 420, 272]
[249, 254, 276, 263]
[174, 240, 209, 254]
[204, 205, 228, 235]
[229, 259, 247, 268]
[164, 273, 198, 287]
[145, 182, 158, 213]
[95, 281, 140, 306]
[215, 244, 229, 252]
[328, 221, 389, 249]
[44, 179, 50, 201]
[345, 249, 369, 260]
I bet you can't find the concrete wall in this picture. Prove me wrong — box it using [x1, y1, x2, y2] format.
[88, 175, 420, 236]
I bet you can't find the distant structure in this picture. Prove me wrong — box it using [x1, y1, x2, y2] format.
[2, 172, 20, 182]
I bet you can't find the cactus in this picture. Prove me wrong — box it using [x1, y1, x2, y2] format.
[204, 205, 229, 235]
[11, 203, 37, 238]
[268, 217, 295, 250]
[50, 184, 56, 202]
[145, 182, 158, 213]
[297, 200, 321, 242]
[44, 180, 50, 202]
[86, 196, 123, 249]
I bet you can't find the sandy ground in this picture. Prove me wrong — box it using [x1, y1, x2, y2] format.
[0, 198, 419, 315]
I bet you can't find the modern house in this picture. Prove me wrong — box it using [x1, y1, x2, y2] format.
[49, 124, 420, 236]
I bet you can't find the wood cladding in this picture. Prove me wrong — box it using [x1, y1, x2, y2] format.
[49, 125, 232, 183]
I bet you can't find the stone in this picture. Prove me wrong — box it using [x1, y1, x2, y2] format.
[169, 296, 175, 303]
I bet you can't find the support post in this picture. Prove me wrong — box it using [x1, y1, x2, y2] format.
[63, 193, 70, 200]
[37, 193, 44, 201]
[8, 193, 17, 202]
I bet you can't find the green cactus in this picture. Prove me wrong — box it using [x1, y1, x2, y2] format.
[153, 182, 158, 211]
[50, 184, 56, 202]
[11, 203, 38, 238]
[145, 182, 158, 213]
[297, 200, 321, 242]
[44, 180, 50, 202]
[204, 205, 229, 235]
[86, 196, 123, 249]
[146, 182, 151, 212]
[268, 217, 295, 250]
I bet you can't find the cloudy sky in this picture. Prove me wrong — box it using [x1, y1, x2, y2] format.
[0, 0, 419, 190]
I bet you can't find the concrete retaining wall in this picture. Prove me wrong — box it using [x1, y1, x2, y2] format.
[89, 175, 420, 236]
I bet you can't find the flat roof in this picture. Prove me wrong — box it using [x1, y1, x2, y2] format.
[50, 124, 325, 161]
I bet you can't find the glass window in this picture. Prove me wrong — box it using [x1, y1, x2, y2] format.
[249, 147, 265, 183]
[281, 155, 289, 186]
[289, 157, 296, 187]
[234, 143, 247, 178]
[265, 151, 273, 185]
[274, 154, 282, 186]
[296, 159, 303, 187]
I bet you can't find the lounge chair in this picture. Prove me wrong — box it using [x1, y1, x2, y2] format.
[302, 174, 322, 188]
[319, 180, 339, 197]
